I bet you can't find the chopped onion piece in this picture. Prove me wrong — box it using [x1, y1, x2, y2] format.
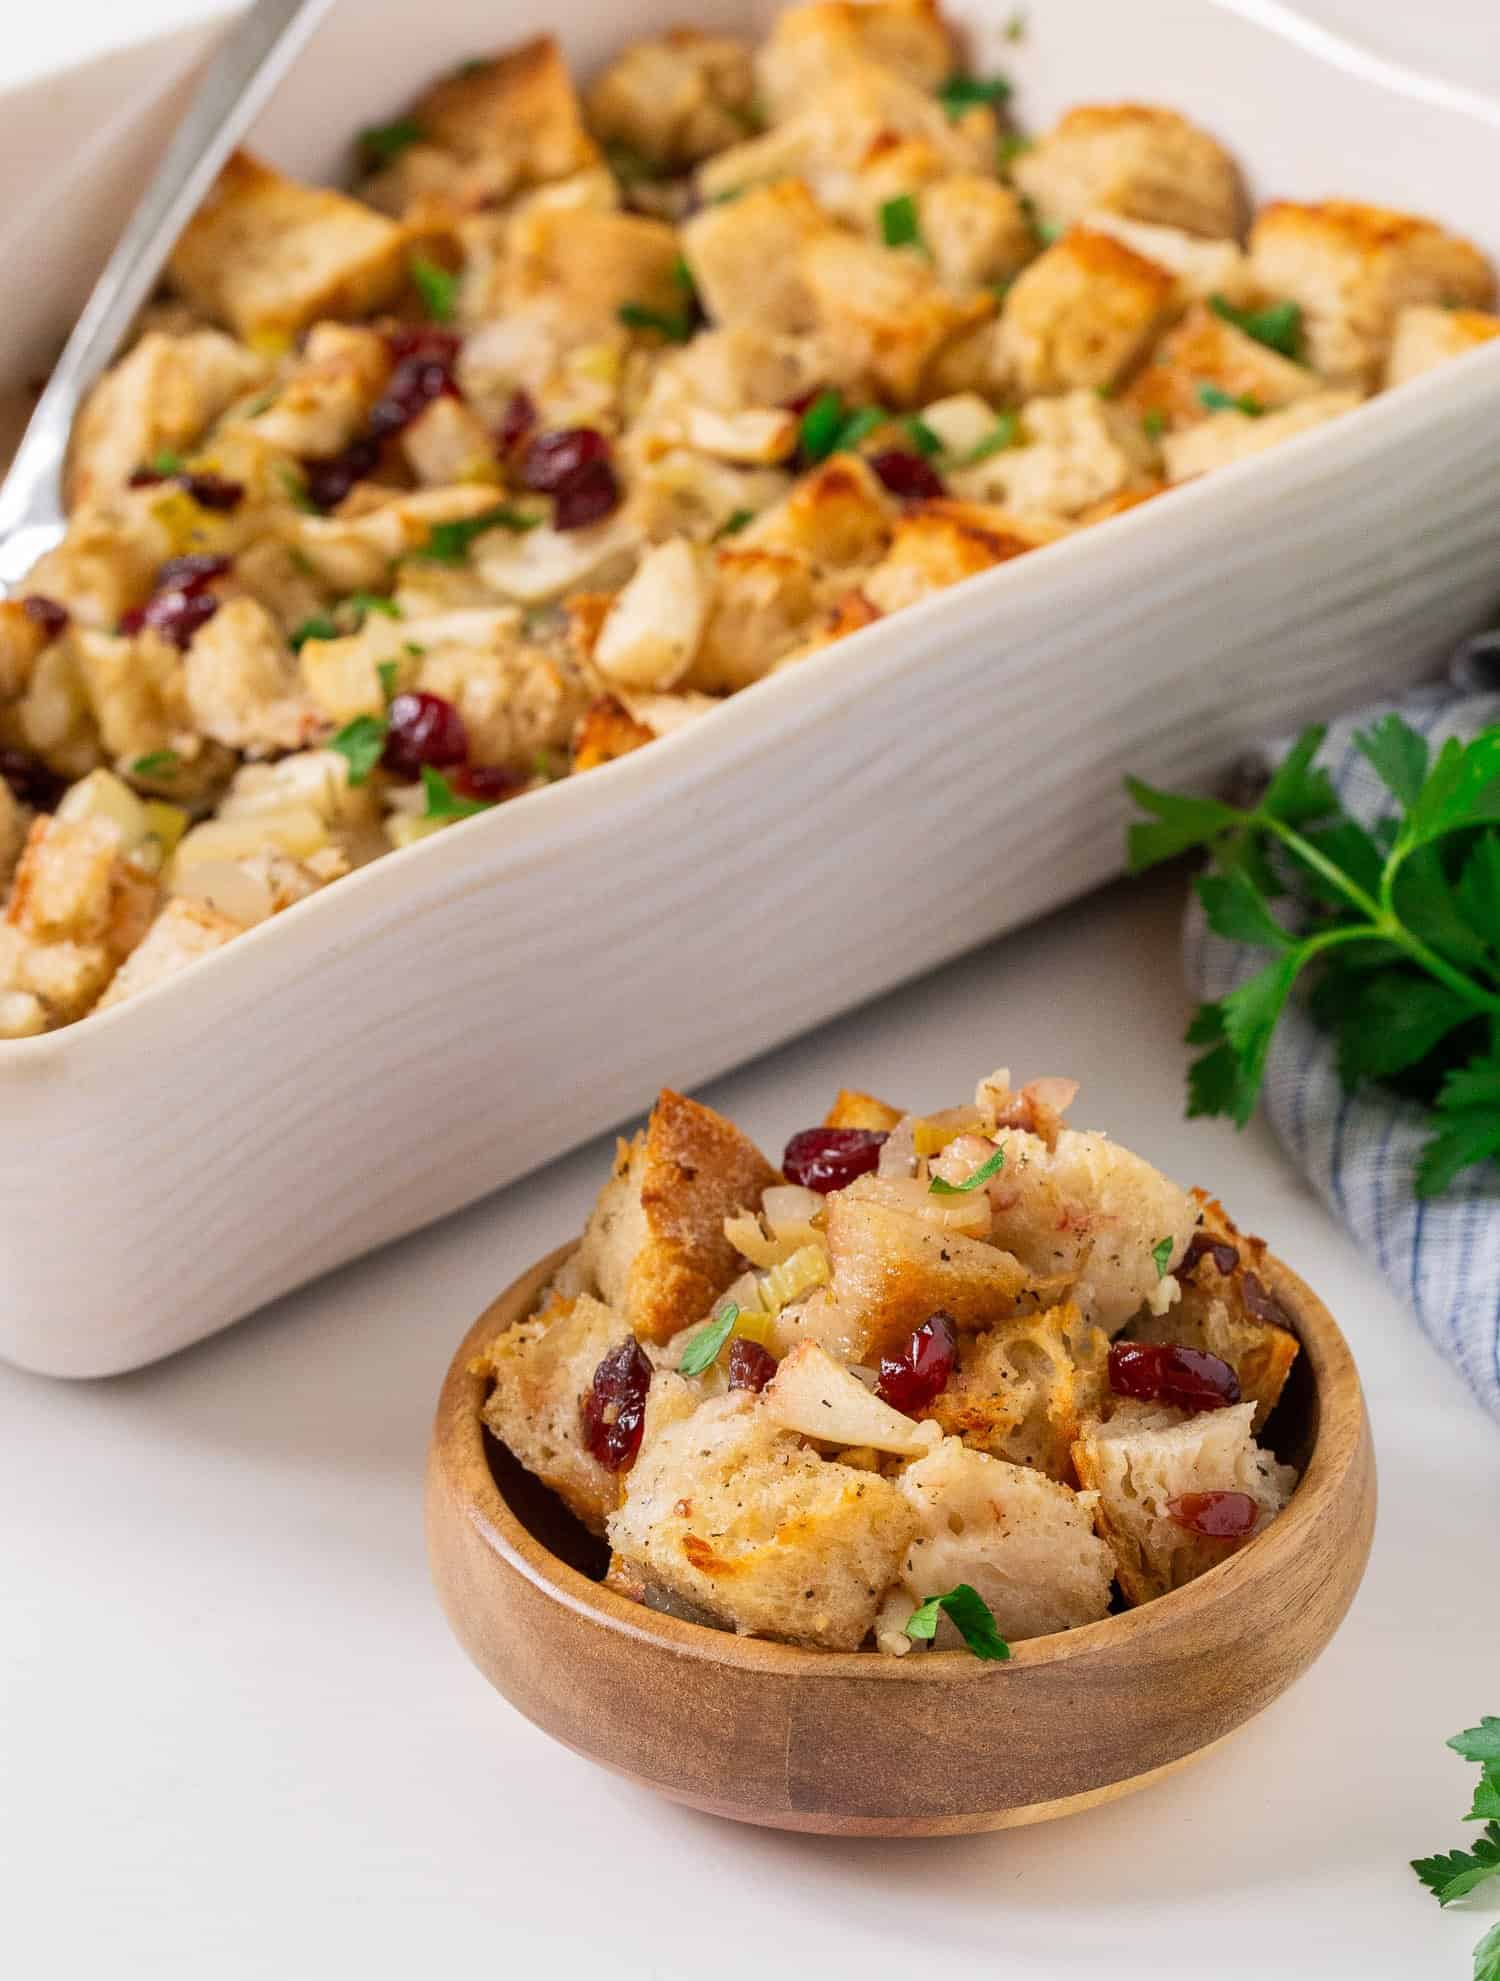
[762, 1183, 824, 1229]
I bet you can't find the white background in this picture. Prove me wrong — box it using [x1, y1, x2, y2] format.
[3, 5, 1499, 1978]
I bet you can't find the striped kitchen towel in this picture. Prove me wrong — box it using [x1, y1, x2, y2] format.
[1184, 640, 1500, 1421]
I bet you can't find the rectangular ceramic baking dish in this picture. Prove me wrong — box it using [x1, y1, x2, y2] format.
[5, 0, 1500, 1378]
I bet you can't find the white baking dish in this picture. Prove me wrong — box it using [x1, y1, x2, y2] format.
[5, 0, 1500, 1378]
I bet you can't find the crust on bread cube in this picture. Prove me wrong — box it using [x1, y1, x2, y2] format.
[168, 152, 407, 342]
[999, 228, 1178, 395]
[241, 323, 393, 461]
[918, 177, 1036, 291]
[1072, 1399, 1296, 1605]
[862, 500, 1065, 614]
[823, 1088, 906, 1132]
[800, 232, 995, 405]
[755, 0, 956, 120]
[586, 29, 757, 171]
[682, 180, 831, 336]
[183, 598, 319, 755]
[738, 453, 895, 570]
[1013, 104, 1245, 240]
[878, 1438, 1115, 1652]
[576, 1089, 781, 1345]
[505, 207, 684, 341]
[1385, 303, 1500, 389]
[1118, 300, 1324, 435]
[606, 1391, 916, 1648]
[924, 1303, 1109, 1480]
[684, 547, 819, 692]
[413, 36, 595, 185]
[1161, 390, 1361, 482]
[1248, 200, 1495, 386]
[94, 897, 244, 1011]
[1079, 211, 1253, 306]
[952, 389, 1154, 517]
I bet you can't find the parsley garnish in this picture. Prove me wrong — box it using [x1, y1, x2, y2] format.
[376, 659, 400, 703]
[904, 1584, 1011, 1661]
[904, 416, 943, 459]
[997, 132, 1032, 169]
[1209, 293, 1303, 361]
[410, 255, 459, 324]
[1034, 217, 1063, 245]
[328, 714, 388, 786]
[349, 592, 401, 622]
[831, 406, 887, 452]
[1197, 382, 1265, 417]
[1476, 1924, 1500, 1981]
[358, 115, 425, 169]
[1412, 1718, 1500, 1979]
[1141, 408, 1167, 439]
[130, 749, 180, 777]
[421, 765, 492, 819]
[290, 615, 339, 650]
[149, 449, 185, 476]
[1151, 1237, 1174, 1279]
[799, 391, 848, 464]
[880, 194, 922, 251]
[617, 301, 695, 343]
[678, 1302, 740, 1376]
[929, 1143, 1005, 1195]
[957, 412, 1020, 464]
[278, 464, 317, 514]
[417, 506, 539, 563]
[936, 72, 1012, 119]
[1127, 716, 1500, 1194]
[715, 508, 756, 539]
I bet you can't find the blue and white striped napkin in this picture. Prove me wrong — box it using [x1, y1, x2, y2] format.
[1184, 642, 1500, 1422]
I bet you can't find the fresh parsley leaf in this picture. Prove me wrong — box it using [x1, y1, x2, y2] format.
[1195, 868, 1293, 950]
[376, 659, 400, 704]
[880, 193, 922, 250]
[1355, 712, 1431, 810]
[1124, 777, 1242, 871]
[833, 406, 890, 453]
[678, 1303, 739, 1377]
[929, 1142, 1005, 1195]
[1468, 1774, 1500, 1825]
[1333, 970, 1474, 1087]
[349, 591, 401, 622]
[421, 766, 492, 819]
[1034, 217, 1063, 244]
[410, 255, 459, 323]
[1452, 1721, 1500, 1769]
[905, 1584, 1011, 1661]
[714, 508, 756, 539]
[1217, 953, 1306, 1127]
[1151, 1237, 1173, 1279]
[936, 72, 1012, 119]
[1208, 293, 1303, 360]
[1456, 834, 1500, 949]
[1141, 408, 1167, 439]
[617, 301, 695, 342]
[1259, 724, 1338, 826]
[1197, 382, 1265, 417]
[130, 749, 179, 777]
[1402, 731, 1500, 852]
[329, 714, 388, 786]
[1475, 1922, 1500, 1981]
[418, 505, 539, 563]
[997, 131, 1032, 169]
[799, 391, 847, 465]
[1418, 1052, 1500, 1195]
[1413, 1824, 1500, 1905]
[149, 448, 185, 476]
[290, 614, 339, 650]
[958, 412, 1020, 464]
[358, 115, 424, 168]
[904, 415, 943, 458]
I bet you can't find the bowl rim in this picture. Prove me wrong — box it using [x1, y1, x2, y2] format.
[433, 1238, 1369, 1682]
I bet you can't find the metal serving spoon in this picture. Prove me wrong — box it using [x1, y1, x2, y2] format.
[0, 0, 334, 593]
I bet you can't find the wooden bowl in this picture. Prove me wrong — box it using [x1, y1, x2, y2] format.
[427, 1245, 1375, 1837]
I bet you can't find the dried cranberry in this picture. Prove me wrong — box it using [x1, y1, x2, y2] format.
[496, 388, 539, 458]
[381, 691, 469, 778]
[1240, 1271, 1293, 1329]
[876, 1311, 957, 1415]
[551, 457, 621, 530]
[128, 466, 168, 489]
[581, 1337, 653, 1471]
[304, 436, 382, 513]
[21, 595, 69, 640]
[869, 449, 945, 501]
[154, 555, 230, 594]
[0, 748, 65, 811]
[1181, 1232, 1240, 1280]
[1108, 1341, 1241, 1412]
[385, 325, 462, 367]
[521, 427, 611, 494]
[179, 472, 244, 512]
[120, 589, 221, 649]
[368, 331, 461, 440]
[781, 1126, 888, 1194]
[727, 1337, 778, 1393]
[783, 389, 821, 416]
[1167, 1490, 1259, 1539]
[450, 762, 521, 805]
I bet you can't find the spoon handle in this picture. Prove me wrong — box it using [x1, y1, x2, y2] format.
[0, 0, 335, 547]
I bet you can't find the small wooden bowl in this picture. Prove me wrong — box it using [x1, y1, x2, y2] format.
[427, 1245, 1375, 1837]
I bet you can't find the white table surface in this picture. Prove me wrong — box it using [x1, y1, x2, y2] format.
[4, 5, 1499, 1978]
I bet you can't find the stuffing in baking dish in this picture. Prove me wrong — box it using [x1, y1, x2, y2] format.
[473, 1071, 1303, 1655]
[2, 0, 1496, 1038]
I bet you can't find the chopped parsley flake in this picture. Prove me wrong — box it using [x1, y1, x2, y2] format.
[958, 412, 1021, 464]
[1209, 293, 1304, 361]
[715, 508, 756, 539]
[799, 390, 848, 464]
[904, 415, 944, 458]
[1197, 383, 1266, 416]
[278, 464, 317, 514]
[417, 506, 540, 563]
[328, 714, 388, 786]
[617, 301, 696, 343]
[678, 1303, 739, 1376]
[357, 115, 425, 169]
[997, 131, 1032, 169]
[376, 659, 400, 703]
[421, 765, 492, 819]
[880, 193, 923, 251]
[349, 592, 401, 621]
[290, 615, 339, 650]
[936, 72, 1012, 119]
[1142, 408, 1167, 439]
[930, 1142, 1006, 1195]
[130, 749, 179, 777]
[905, 1584, 1011, 1660]
[834, 406, 890, 452]
[149, 449, 185, 476]
[1151, 1237, 1174, 1279]
[410, 255, 459, 324]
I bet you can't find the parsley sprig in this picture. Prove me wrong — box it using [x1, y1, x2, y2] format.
[1412, 1718, 1500, 1978]
[929, 1143, 1005, 1195]
[905, 1583, 1011, 1661]
[1127, 717, 1500, 1195]
[678, 1302, 740, 1376]
[1209, 293, 1304, 360]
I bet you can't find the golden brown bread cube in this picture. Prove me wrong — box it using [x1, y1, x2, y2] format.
[1013, 103, 1245, 240]
[999, 227, 1178, 396]
[1160, 390, 1361, 482]
[823, 1088, 906, 1132]
[924, 1303, 1110, 1481]
[240, 322, 392, 461]
[94, 897, 244, 1011]
[414, 36, 597, 183]
[686, 547, 819, 692]
[755, 0, 956, 120]
[168, 152, 407, 343]
[504, 207, 684, 340]
[919, 176, 1037, 291]
[0, 601, 54, 704]
[606, 1391, 917, 1648]
[1248, 200, 1495, 386]
[862, 499, 1065, 614]
[680, 181, 829, 335]
[1072, 1399, 1296, 1606]
[1384, 302, 1500, 389]
[954, 389, 1154, 518]
[1119, 299, 1325, 435]
[586, 29, 757, 170]
[739, 452, 895, 570]
[577, 1089, 781, 1345]
[800, 231, 995, 404]
[571, 694, 657, 773]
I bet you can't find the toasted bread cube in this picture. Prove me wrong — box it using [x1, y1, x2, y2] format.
[241, 322, 391, 459]
[72, 627, 189, 766]
[183, 598, 317, 755]
[1161, 390, 1362, 482]
[756, 0, 955, 120]
[925, 1303, 1109, 1480]
[1119, 299, 1324, 435]
[0, 781, 24, 890]
[1079, 210, 1253, 306]
[740, 452, 895, 569]
[823, 1088, 905, 1132]
[607, 1391, 916, 1649]
[919, 176, 1036, 291]
[686, 547, 819, 692]
[1000, 227, 1177, 395]
[505, 207, 683, 340]
[593, 538, 712, 690]
[801, 232, 994, 404]
[93, 896, 244, 1012]
[954, 389, 1154, 517]
[67, 330, 271, 508]
[1072, 1400, 1296, 1606]
[24, 516, 166, 632]
[1014, 104, 1245, 240]
[862, 500, 1064, 614]
[168, 152, 407, 341]
[586, 29, 757, 170]
[577, 1089, 781, 1345]
[414, 637, 590, 767]
[879, 1439, 1115, 1651]
[0, 987, 46, 1039]
[1385, 302, 1500, 389]
[0, 600, 54, 702]
[6, 814, 120, 944]
[414, 36, 595, 184]
[1248, 200, 1494, 386]
[572, 693, 657, 773]
[3, 933, 114, 1023]
[681, 181, 828, 335]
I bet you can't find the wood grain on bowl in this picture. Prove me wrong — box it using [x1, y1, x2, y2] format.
[426, 1245, 1375, 1837]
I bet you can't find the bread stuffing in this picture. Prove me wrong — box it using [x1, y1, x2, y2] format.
[4, 0, 1494, 1037]
[473, 1065, 1304, 1656]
